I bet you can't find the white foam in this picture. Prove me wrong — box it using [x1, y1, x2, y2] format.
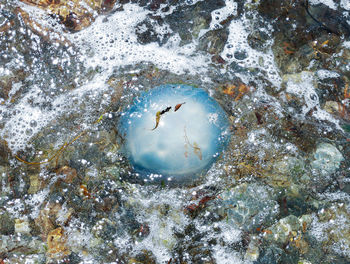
[284, 72, 341, 128]
[309, 0, 338, 10]
[343, 41, 350, 48]
[1, 74, 110, 154]
[25, 188, 50, 219]
[209, 0, 238, 30]
[5, 198, 25, 218]
[316, 69, 340, 79]
[127, 188, 188, 263]
[65, 3, 208, 75]
[213, 245, 249, 264]
[220, 17, 281, 87]
[310, 200, 350, 258]
[341, 0, 350, 10]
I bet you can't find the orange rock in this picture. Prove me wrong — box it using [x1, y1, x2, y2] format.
[222, 83, 250, 101]
[56, 166, 77, 183]
[19, 0, 116, 31]
[222, 84, 236, 96]
[47, 227, 70, 258]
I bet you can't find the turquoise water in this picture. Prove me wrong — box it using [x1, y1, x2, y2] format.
[118, 84, 230, 183]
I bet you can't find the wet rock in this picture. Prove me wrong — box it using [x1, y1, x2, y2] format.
[277, 188, 318, 218]
[135, 17, 170, 45]
[4, 168, 31, 198]
[0, 166, 9, 197]
[0, 234, 45, 260]
[46, 227, 70, 260]
[280, 72, 318, 111]
[255, 244, 299, 264]
[319, 75, 350, 121]
[128, 250, 157, 264]
[14, 218, 31, 234]
[310, 202, 350, 260]
[0, 6, 84, 103]
[244, 238, 260, 262]
[34, 204, 59, 239]
[0, 70, 27, 104]
[56, 166, 77, 184]
[104, 166, 122, 180]
[0, 139, 10, 165]
[307, 2, 350, 37]
[263, 156, 306, 189]
[272, 36, 310, 74]
[27, 173, 47, 194]
[323, 101, 342, 116]
[247, 28, 271, 52]
[259, 0, 310, 43]
[173, 225, 216, 264]
[0, 210, 14, 235]
[92, 218, 118, 241]
[19, 0, 116, 32]
[261, 0, 347, 76]
[311, 143, 344, 175]
[151, 221, 177, 250]
[198, 28, 229, 56]
[35, 202, 73, 240]
[164, 0, 226, 45]
[215, 183, 279, 231]
[264, 214, 312, 246]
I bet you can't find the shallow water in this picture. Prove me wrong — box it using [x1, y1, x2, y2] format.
[1, 0, 350, 263]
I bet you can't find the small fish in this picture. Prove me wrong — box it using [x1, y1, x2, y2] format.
[152, 106, 172, 130]
[174, 102, 185, 112]
[160, 106, 172, 115]
[152, 111, 161, 130]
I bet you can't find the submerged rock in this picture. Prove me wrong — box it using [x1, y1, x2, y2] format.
[46, 227, 70, 260]
[0, 210, 14, 235]
[310, 143, 344, 177]
[215, 183, 279, 231]
[264, 214, 312, 246]
[308, 142, 344, 192]
[118, 84, 231, 184]
[310, 202, 350, 260]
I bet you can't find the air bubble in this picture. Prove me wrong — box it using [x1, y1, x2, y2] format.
[25, 128, 33, 136]
[310, 93, 318, 101]
[234, 50, 247, 60]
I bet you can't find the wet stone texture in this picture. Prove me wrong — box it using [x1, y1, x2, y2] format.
[1, 0, 350, 263]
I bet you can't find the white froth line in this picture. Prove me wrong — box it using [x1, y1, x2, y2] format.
[65, 3, 209, 75]
[309, 0, 338, 10]
[2, 73, 110, 153]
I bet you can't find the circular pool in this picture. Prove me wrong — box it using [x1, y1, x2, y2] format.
[118, 84, 231, 184]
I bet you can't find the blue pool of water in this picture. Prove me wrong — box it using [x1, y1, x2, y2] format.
[118, 84, 231, 183]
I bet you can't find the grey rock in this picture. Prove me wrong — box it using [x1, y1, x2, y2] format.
[215, 183, 279, 231]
